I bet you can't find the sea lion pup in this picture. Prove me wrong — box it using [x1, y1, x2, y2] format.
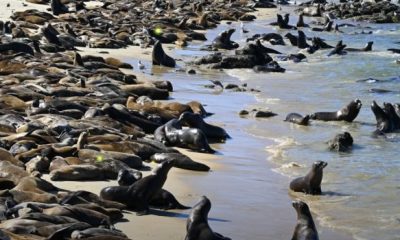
[150, 152, 210, 172]
[211, 29, 239, 50]
[185, 196, 231, 240]
[51, 0, 69, 15]
[100, 160, 175, 215]
[290, 161, 327, 195]
[327, 40, 347, 56]
[291, 201, 319, 240]
[178, 112, 230, 141]
[328, 132, 353, 152]
[152, 40, 176, 67]
[272, 14, 296, 30]
[284, 113, 310, 126]
[345, 41, 373, 52]
[310, 99, 362, 122]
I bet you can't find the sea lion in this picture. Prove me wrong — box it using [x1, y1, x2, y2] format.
[290, 161, 327, 195]
[211, 29, 239, 50]
[184, 196, 231, 240]
[291, 201, 319, 240]
[284, 113, 310, 126]
[163, 119, 216, 153]
[100, 160, 175, 215]
[150, 152, 210, 172]
[345, 41, 373, 52]
[297, 30, 310, 49]
[150, 189, 190, 210]
[296, 14, 309, 28]
[117, 169, 142, 186]
[310, 99, 362, 122]
[51, 0, 69, 15]
[152, 41, 176, 68]
[328, 132, 353, 152]
[178, 112, 230, 141]
[0, 42, 34, 56]
[327, 41, 347, 56]
[71, 228, 128, 239]
[371, 101, 399, 133]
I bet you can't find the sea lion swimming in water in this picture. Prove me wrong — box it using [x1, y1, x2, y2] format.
[290, 161, 327, 195]
[184, 196, 231, 240]
[152, 40, 176, 67]
[284, 113, 310, 126]
[328, 132, 353, 152]
[310, 99, 362, 122]
[345, 41, 373, 52]
[291, 201, 319, 240]
[371, 101, 400, 134]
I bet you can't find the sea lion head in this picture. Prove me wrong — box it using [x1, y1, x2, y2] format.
[312, 161, 327, 171]
[292, 200, 311, 218]
[153, 160, 175, 175]
[193, 196, 211, 220]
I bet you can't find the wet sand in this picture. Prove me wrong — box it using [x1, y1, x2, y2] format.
[3, 2, 355, 239]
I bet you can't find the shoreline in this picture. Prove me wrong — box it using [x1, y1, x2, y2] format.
[0, 1, 363, 239]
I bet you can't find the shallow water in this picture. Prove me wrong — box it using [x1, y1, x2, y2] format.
[136, 6, 400, 240]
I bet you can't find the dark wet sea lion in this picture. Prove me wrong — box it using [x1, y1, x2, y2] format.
[152, 41, 176, 68]
[310, 99, 362, 122]
[185, 196, 231, 240]
[0, 42, 34, 55]
[327, 40, 347, 56]
[328, 132, 353, 152]
[117, 169, 142, 186]
[150, 189, 190, 210]
[100, 160, 174, 215]
[345, 41, 373, 52]
[285, 32, 298, 46]
[211, 29, 239, 50]
[291, 201, 319, 240]
[163, 119, 215, 153]
[284, 113, 310, 126]
[51, 0, 69, 16]
[296, 14, 309, 28]
[150, 152, 210, 172]
[178, 112, 230, 141]
[253, 61, 286, 73]
[383, 102, 400, 129]
[297, 30, 309, 49]
[290, 161, 327, 195]
[371, 101, 400, 133]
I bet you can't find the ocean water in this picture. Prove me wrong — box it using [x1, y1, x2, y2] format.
[138, 6, 400, 240]
[223, 7, 400, 240]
